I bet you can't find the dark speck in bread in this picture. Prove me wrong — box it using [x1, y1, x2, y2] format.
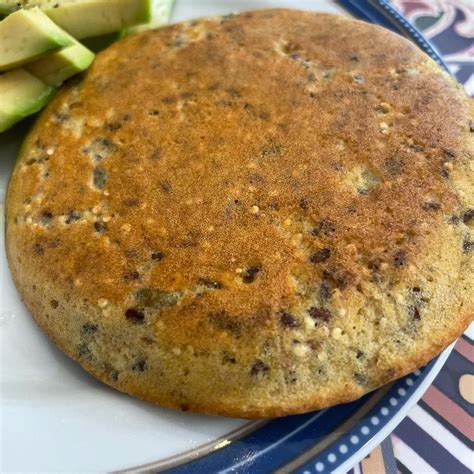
[65, 210, 81, 224]
[308, 307, 331, 322]
[463, 238, 472, 253]
[93, 221, 107, 233]
[462, 209, 474, 224]
[125, 308, 145, 324]
[280, 311, 299, 328]
[82, 322, 98, 334]
[132, 358, 147, 372]
[151, 251, 164, 261]
[393, 250, 406, 268]
[250, 359, 269, 377]
[310, 248, 331, 264]
[242, 266, 260, 283]
[93, 167, 107, 190]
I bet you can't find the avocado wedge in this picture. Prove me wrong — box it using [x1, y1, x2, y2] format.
[27, 34, 94, 86]
[0, 0, 151, 38]
[0, 68, 55, 132]
[0, 7, 72, 71]
[126, 0, 173, 33]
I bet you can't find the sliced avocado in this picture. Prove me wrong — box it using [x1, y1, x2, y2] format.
[3, 0, 150, 39]
[0, 7, 73, 71]
[27, 34, 94, 86]
[0, 68, 55, 132]
[126, 0, 174, 34]
[46, 0, 151, 38]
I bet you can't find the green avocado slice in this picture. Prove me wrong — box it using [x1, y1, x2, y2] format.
[0, 0, 151, 38]
[27, 34, 94, 86]
[126, 0, 174, 34]
[0, 69, 55, 132]
[0, 7, 72, 71]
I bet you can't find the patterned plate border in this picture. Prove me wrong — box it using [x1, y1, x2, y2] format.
[298, 346, 454, 474]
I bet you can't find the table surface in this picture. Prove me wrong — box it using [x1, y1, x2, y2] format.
[348, 2, 473, 473]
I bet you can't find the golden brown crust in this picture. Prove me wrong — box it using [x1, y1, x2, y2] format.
[6, 9, 474, 418]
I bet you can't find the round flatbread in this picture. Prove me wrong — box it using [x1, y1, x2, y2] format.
[6, 9, 473, 418]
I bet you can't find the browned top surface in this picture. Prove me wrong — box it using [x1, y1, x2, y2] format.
[6, 9, 473, 416]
